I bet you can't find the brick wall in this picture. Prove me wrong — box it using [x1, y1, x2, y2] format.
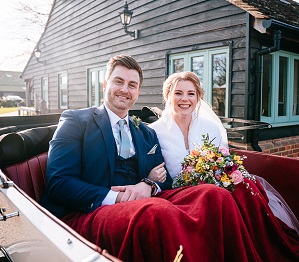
[229, 136, 299, 158]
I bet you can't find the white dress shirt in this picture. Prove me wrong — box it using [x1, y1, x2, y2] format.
[102, 105, 135, 205]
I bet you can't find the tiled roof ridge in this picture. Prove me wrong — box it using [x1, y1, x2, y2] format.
[228, 0, 299, 27]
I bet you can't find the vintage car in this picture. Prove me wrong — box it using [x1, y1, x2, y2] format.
[1, 109, 299, 261]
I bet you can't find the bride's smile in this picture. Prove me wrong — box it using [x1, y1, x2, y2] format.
[172, 80, 198, 118]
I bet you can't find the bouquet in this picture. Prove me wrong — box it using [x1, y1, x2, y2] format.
[172, 134, 254, 192]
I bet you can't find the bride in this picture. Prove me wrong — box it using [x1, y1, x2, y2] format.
[149, 71, 299, 261]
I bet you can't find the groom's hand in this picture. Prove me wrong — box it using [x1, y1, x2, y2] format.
[112, 183, 151, 203]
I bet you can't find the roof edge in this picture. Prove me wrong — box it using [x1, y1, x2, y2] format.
[253, 18, 299, 34]
[21, 0, 56, 79]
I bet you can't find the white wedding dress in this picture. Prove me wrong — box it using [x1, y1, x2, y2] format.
[149, 100, 228, 178]
[149, 100, 299, 234]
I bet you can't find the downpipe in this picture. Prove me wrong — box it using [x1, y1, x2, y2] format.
[253, 30, 281, 151]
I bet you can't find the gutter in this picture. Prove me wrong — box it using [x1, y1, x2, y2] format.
[262, 19, 299, 35]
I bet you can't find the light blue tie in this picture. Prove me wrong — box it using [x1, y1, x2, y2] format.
[118, 119, 130, 159]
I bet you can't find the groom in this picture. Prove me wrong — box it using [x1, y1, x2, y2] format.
[41, 54, 172, 219]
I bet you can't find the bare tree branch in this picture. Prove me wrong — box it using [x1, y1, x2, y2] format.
[0, 0, 52, 70]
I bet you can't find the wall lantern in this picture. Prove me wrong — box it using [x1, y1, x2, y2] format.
[34, 47, 46, 65]
[119, 2, 139, 39]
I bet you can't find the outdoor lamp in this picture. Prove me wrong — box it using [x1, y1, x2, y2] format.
[119, 2, 139, 39]
[34, 47, 45, 65]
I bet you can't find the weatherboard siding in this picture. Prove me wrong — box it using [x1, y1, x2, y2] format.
[22, 0, 247, 114]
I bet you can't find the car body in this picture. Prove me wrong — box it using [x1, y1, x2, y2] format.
[3, 95, 24, 101]
[0, 111, 298, 261]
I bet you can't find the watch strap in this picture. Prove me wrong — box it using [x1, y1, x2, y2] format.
[141, 178, 158, 196]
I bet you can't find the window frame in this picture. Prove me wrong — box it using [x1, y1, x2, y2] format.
[290, 54, 299, 122]
[168, 46, 230, 117]
[260, 51, 299, 125]
[58, 72, 68, 109]
[87, 67, 106, 107]
[41, 76, 49, 103]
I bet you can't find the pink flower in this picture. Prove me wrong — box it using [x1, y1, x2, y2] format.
[186, 166, 193, 172]
[231, 170, 243, 185]
[215, 174, 222, 181]
[219, 147, 230, 156]
[216, 157, 224, 162]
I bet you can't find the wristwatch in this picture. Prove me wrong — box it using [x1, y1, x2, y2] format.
[141, 178, 158, 196]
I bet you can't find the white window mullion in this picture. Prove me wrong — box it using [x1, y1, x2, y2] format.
[275, 53, 290, 123]
[290, 55, 299, 121]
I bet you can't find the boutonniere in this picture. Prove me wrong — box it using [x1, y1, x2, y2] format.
[131, 115, 141, 129]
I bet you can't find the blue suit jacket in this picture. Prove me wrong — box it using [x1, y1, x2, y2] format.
[41, 105, 173, 218]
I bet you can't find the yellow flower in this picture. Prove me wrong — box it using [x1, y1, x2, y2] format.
[206, 153, 215, 159]
[196, 166, 204, 173]
[183, 174, 189, 180]
[234, 155, 241, 161]
[220, 174, 231, 183]
[131, 115, 141, 129]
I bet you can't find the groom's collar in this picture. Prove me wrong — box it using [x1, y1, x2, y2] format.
[104, 104, 129, 128]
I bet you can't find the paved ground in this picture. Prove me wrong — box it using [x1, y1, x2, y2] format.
[0, 111, 18, 117]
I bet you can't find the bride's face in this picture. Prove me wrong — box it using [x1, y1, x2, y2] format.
[170, 80, 198, 118]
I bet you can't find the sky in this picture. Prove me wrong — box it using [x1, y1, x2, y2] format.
[0, 0, 52, 72]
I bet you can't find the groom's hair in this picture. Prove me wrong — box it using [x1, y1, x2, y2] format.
[105, 54, 143, 85]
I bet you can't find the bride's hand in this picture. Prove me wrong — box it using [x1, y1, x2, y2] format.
[148, 162, 167, 183]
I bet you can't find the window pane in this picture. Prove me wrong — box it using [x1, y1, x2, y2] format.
[59, 73, 67, 108]
[191, 56, 204, 87]
[293, 59, 299, 116]
[41, 77, 48, 102]
[43, 90, 48, 102]
[99, 70, 105, 104]
[212, 53, 226, 116]
[261, 54, 272, 117]
[61, 75, 67, 86]
[278, 56, 288, 116]
[61, 89, 68, 106]
[42, 77, 48, 90]
[90, 71, 96, 106]
[173, 58, 184, 72]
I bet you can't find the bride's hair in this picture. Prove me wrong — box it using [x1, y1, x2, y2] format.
[162, 71, 204, 109]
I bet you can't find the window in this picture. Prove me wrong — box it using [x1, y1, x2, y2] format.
[87, 67, 105, 107]
[41, 76, 48, 103]
[261, 51, 299, 125]
[294, 59, 299, 116]
[58, 73, 68, 109]
[169, 47, 229, 117]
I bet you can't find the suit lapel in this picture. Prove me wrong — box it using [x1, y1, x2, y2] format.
[129, 118, 145, 178]
[92, 109, 147, 181]
[93, 105, 116, 182]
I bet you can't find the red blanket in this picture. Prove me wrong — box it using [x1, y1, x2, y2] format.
[232, 179, 299, 261]
[62, 181, 299, 262]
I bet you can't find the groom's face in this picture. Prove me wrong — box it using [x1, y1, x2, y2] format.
[103, 65, 140, 118]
